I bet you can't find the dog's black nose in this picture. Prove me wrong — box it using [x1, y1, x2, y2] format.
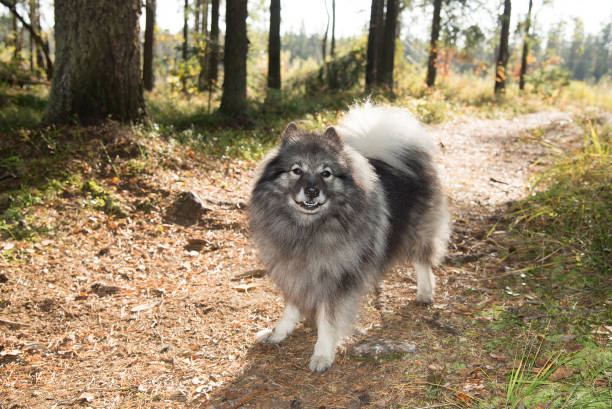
[304, 186, 319, 199]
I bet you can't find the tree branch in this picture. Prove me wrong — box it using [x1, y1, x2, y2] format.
[0, 0, 53, 79]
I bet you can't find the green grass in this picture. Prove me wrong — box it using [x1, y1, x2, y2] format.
[485, 118, 612, 408]
[0, 84, 48, 133]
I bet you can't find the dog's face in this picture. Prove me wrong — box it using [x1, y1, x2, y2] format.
[254, 123, 354, 224]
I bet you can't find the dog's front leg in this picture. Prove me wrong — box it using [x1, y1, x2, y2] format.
[308, 303, 338, 372]
[415, 261, 436, 304]
[256, 303, 301, 344]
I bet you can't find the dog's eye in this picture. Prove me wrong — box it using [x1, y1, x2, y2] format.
[320, 170, 331, 178]
[291, 168, 303, 176]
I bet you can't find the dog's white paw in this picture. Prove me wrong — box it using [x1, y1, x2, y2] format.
[416, 292, 434, 304]
[308, 353, 334, 373]
[255, 328, 287, 344]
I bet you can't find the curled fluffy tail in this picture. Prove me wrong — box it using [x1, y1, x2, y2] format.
[336, 103, 436, 174]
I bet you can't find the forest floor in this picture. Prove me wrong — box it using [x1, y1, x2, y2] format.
[0, 109, 610, 409]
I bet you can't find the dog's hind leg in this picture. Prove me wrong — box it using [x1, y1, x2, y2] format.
[256, 303, 301, 344]
[415, 261, 435, 304]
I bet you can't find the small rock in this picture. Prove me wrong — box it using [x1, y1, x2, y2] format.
[352, 339, 416, 356]
[90, 283, 121, 297]
[165, 191, 209, 226]
[0, 273, 8, 283]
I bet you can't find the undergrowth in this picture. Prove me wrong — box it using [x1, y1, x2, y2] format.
[488, 118, 612, 408]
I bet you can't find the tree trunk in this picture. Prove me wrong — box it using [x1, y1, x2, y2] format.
[44, 0, 146, 123]
[322, 2, 329, 63]
[380, 0, 398, 92]
[518, 0, 532, 91]
[183, 0, 189, 60]
[220, 0, 248, 118]
[426, 0, 442, 87]
[267, 0, 281, 90]
[12, 5, 19, 61]
[366, 0, 384, 90]
[29, 0, 35, 72]
[330, 0, 336, 57]
[206, 0, 219, 88]
[194, 0, 201, 32]
[143, 0, 156, 91]
[494, 0, 511, 95]
[32, 0, 44, 71]
[197, 0, 209, 91]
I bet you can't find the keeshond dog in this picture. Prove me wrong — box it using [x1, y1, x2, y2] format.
[249, 103, 450, 372]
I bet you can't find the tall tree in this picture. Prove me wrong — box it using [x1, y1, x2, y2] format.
[322, 0, 329, 62]
[194, 0, 201, 32]
[220, 0, 248, 117]
[206, 0, 220, 88]
[494, 0, 511, 95]
[44, 0, 145, 123]
[380, 0, 399, 92]
[518, 0, 532, 91]
[183, 0, 189, 60]
[267, 0, 281, 90]
[143, 0, 156, 91]
[28, 0, 43, 73]
[365, 0, 384, 90]
[330, 0, 336, 57]
[197, 0, 209, 91]
[426, 0, 442, 87]
[593, 22, 611, 81]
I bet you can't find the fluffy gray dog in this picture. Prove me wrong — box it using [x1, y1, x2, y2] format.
[249, 103, 450, 372]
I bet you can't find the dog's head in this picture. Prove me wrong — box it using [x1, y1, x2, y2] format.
[252, 123, 358, 224]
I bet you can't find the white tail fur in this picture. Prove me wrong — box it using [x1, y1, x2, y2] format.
[336, 103, 435, 173]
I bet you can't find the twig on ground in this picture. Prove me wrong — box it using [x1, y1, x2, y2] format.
[228, 385, 266, 409]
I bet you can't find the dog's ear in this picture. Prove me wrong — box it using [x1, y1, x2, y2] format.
[281, 122, 298, 144]
[324, 126, 343, 146]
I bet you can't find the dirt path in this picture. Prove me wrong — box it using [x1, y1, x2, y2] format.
[0, 111, 583, 408]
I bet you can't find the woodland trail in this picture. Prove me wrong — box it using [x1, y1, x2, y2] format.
[0, 110, 588, 409]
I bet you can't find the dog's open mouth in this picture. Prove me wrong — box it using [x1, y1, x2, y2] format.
[294, 200, 326, 214]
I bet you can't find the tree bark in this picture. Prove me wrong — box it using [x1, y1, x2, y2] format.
[494, 0, 512, 95]
[1, 0, 53, 79]
[518, 0, 532, 91]
[206, 0, 220, 88]
[194, 0, 201, 32]
[143, 0, 156, 91]
[44, 0, 146, 123]
[267, 0, 281, 90]
[380, 0, 398, 92]
[330, 0, 336, 57]
[426, 0, 442, 87]
[322, 1, 329, 63]
[183, 0, 189, 60]
[220, 0, 248, 118]
[197, 0, 209, 91]
[366, 0, 384, 90]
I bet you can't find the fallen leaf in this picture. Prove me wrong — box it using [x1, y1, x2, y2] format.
[490, 352, 507, 361]
[456, 391, 471, 404]
[77, 392, 94, 403]
[549, 366, 575, 381]
[131, 302, 159, 313]
[233, 283, 257, 293]
[428, 363, 444, 371]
